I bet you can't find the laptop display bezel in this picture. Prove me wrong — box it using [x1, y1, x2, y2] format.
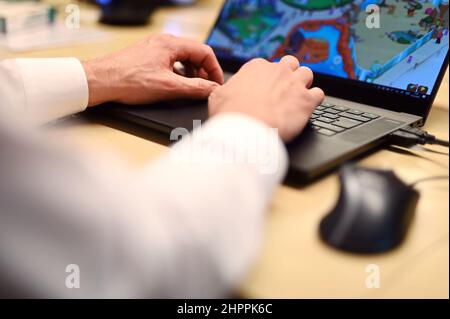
[205, 1, 449, 121]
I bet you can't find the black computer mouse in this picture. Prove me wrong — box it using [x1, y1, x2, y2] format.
[98, 0, 165, 26]
[319, 165, 419, 254]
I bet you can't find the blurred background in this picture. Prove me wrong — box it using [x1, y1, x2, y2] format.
[0, 0, 223, 60]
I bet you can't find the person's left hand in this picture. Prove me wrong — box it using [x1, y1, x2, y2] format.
[82, 34, 224, 106]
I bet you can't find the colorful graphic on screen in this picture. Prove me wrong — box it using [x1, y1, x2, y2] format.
[207, 0, 449, 96]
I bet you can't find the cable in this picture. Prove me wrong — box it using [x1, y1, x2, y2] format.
[427, 137, 450, 147]
[389, 126, 450, 148]
[410, 175, 449, 187]
[389, 126, 449, 188]
[399, 126, 450, 147]
[389, 130, 426, 147]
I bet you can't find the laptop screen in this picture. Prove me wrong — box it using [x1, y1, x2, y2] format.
[206, 0, 449, 100]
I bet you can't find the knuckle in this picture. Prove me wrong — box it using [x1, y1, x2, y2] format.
[301, 66, 313, 74]
[193, 79, 210, 93]
[283, 55, 299, 64]
[159, 34, 176, 45]
[150, 34, 174, 49]
[161, 33, 175, 40]
[299, 66, 313, 78]
[251, 58, 267, 65]
[241, 59, 259, 71]
[203, 44, 214, 54]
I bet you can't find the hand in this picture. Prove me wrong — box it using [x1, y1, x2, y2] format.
[82, 34, 224, 106]
[208, 56, 324, 142]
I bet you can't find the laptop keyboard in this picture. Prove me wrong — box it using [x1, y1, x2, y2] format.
[310, 102, 380, 136]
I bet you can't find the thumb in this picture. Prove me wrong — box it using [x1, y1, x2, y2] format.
[171, 74, 220, 99]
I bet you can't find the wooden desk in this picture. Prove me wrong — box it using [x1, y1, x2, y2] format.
[1, 0, 448, 298]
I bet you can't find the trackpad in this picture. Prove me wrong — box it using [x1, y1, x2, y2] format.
[338, 118, 405, 144]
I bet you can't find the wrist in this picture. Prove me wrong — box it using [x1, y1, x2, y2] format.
[82, 58, 116, 107]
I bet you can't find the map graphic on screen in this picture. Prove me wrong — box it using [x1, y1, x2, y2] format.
[207, 0, 449, 96]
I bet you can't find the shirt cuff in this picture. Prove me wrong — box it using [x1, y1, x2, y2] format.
[171, 112, 289, 190]
[15, 58, 89, 125]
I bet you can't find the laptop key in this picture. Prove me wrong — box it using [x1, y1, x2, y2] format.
[324, 108, 341, 114]
[332, 105, 348, 112]
[340, 112, 372, 122]
[318, 128, 336, 136]
[333, 117, 362, 129]
[311, 114, 319, 119]
[363, 112, 380, 119]
[322, 113, 339, 119]
[316, 117, 334, 124]
[313, 110, 324, 116]
[320, 102, 334, 108]
[347, 109, 364, 115]
[314, 121, 345, 132]
[316, 105, 327, 111]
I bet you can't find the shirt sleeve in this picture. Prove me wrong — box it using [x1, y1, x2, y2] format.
[137, 113, 288, 297]
[0, 58, 89, 126]
[0, 110, 288, 298]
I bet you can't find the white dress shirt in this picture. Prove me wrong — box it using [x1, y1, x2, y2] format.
[0, 58, 288, 298]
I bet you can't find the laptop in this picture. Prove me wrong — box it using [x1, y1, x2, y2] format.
[90, 0, 449, 182]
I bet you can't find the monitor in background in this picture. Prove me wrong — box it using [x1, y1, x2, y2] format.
[207, 0, 449, 99]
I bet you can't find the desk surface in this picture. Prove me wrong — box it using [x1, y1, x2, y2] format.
[1, 0, 448, 298]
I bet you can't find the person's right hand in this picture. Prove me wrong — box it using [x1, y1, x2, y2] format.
[208, 56, 324, 142]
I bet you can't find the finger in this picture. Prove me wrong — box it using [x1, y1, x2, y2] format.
[198, 68, 210, 81]
[171, 74, 220, 99]
[309, 87, 325, 105]
[279, 55, 300, 71]
[294, 66, 314, 87]
[170, 38, 224, 84]
[179, 62, 210, 81]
